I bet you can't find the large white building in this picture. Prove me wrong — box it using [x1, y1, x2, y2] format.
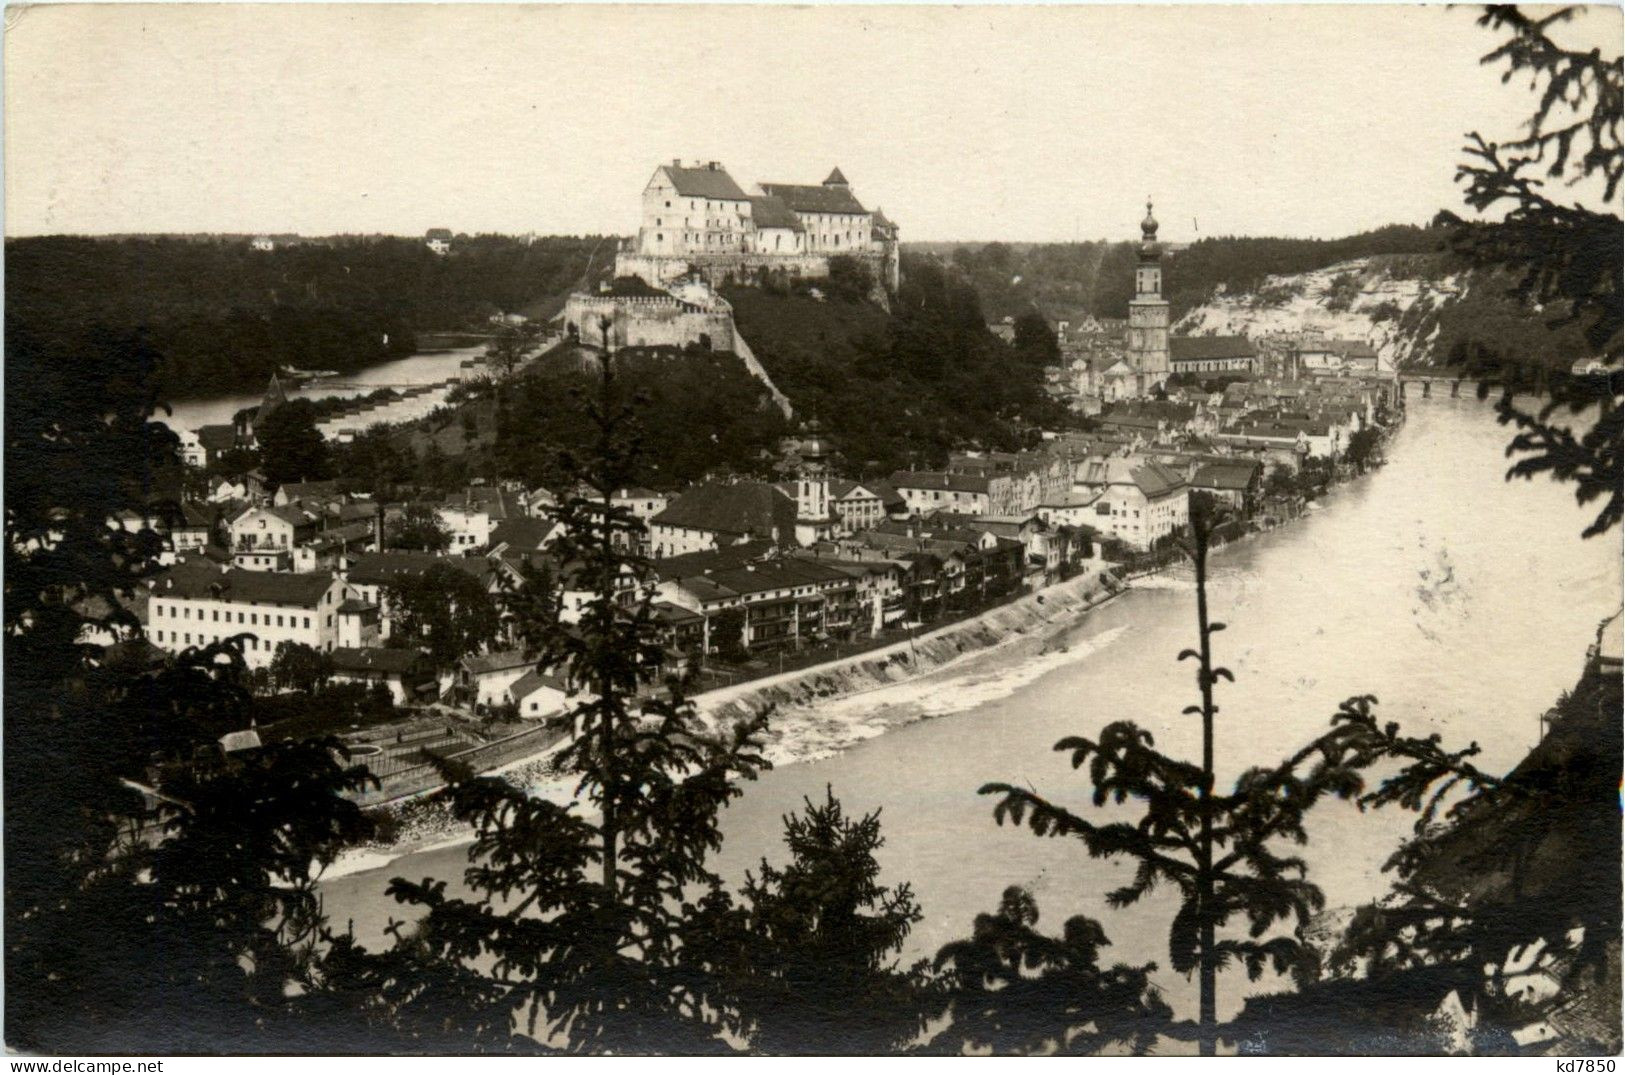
[1076, 457, 1190, 550]
[146, 566, 350, 668]
[614, 160, 900, 293]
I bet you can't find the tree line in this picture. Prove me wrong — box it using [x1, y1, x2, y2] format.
[4, 234, 607, 398]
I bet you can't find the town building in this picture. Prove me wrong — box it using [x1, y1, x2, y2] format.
[889, 470, 1011, 517]
[829, 480, 888, 534]
[146, 566, 349, 667]
[1170, 335, 1258, 376]
[328, 647, 434, 704]
[457, 649, 533, 708]
[436, 485, 520, 552]
[649, 482, 800, 558]
[656, 556, 863, 653]
[1077, 458, 1190, 550]
[510, 669, 570, 720]
[343, 550, 514, 640]
[228, 504, 319, 571]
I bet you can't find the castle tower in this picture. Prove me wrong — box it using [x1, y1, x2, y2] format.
[1126, 199, 1171, 393]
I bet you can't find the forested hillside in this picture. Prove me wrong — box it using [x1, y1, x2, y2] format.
[5, 234, 610, 398]
[725, 254, 1066, 476]
[926, 223, 1592, 369]
[918, 224, 1450, 322]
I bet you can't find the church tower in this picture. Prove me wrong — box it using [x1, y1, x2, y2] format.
[1126, 199, 1171, 393]
[791, 419, 836, 547]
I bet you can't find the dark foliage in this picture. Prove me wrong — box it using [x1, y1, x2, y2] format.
[387, 501, 453, 553]
[255, 399, 331, 486]
[383, 561, 502, 672]
[1235, 657, 1623, 1054]
[492, 344, 791, 491]
[4, 325, 375, 1051]
[1435, 5, 1623, 538]
[710, 607, 748, 664]
[977, 507, 1420, 1053]
[5, 234, 607, 398]
[334, 329, 772, 1052]
[694, 789, 940, 1054]
[726, 257, 1061, 477]
[270, 640, 333, 694]
[931, 885, 1170, 1055]
[824, 255, 877, 302]
[937, 225, 1447, 324]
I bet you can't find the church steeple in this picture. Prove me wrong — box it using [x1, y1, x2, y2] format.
[1135, 197, 1163, 299]
[791, 419, 835, 546]
[1127, 198, 1170, 391]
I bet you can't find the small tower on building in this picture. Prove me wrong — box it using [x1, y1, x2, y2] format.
[790, 419, 838, 546]
[1126, 198, 1171, 394]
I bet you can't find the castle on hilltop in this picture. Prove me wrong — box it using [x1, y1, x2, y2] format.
[614, 160, 900, 293]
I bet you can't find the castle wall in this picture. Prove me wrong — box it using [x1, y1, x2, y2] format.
[797, 211, 871, 254]
[614, 250, 881, 291]
[562, 292, 735, 353]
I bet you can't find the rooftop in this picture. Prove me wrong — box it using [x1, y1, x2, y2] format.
[748, 194, 803, 231]
[651, 482, 796, 540]
[153, 566, 337, 608]
[329, 646, 426, 675]
[759, 181, 868, 216]
[888, 470, 993, 495]
[659, 162, 751, 202]
[1172, 335, 1258, 362]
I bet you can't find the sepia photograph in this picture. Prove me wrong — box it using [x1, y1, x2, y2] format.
[3, 0, 1622, 1061]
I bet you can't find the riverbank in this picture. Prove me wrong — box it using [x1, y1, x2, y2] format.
[320, 398, 1620, 1035]
[323, 566, 1126, 879]
[324, 418, 1406, 881]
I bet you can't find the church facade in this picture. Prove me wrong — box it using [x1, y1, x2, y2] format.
[614, 160, 900, 293]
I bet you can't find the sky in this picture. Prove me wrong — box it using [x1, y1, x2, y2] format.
[5, 3, 1621, 243]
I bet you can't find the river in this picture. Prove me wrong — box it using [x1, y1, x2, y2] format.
[319, 397, 1621, 1029]
[157, 345, 486, 432]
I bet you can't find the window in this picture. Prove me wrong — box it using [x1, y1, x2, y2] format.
[304, 616, 311, 629]
[276, 615, 284, 627]
[212, 610, 219, 622]
[238, 612, 244, 623]
[184, 633, 191, 644]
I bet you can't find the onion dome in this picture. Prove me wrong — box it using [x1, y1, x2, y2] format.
[797, 418, 832, 464]
[1141, 198, 1159, 241]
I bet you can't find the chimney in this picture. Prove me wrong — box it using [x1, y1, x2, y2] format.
[672, 158, 681, 168]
